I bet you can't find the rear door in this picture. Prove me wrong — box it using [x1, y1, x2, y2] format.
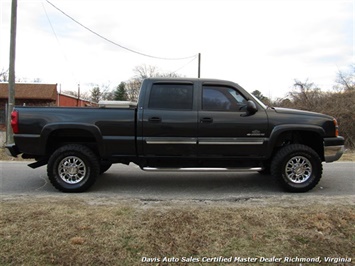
[141, 81, 198, 157]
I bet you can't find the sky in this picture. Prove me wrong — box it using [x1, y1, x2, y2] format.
[0, 0, 353, 99]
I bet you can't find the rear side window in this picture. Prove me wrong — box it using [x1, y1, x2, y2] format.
[148, 83, 193, 110]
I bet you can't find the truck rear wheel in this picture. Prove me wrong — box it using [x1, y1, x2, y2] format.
[47, 144, 100, 192]
[271, 144, 322, 192]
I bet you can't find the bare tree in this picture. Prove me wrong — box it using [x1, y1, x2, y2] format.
[88, 82, 115, 102]
[334, 64, 355, 91]
[273, 76, 355, 149]
[125, 64, 182, 102]
[0, 70, 42, 83]
[288, 79, 323, 111]
[133, 64, 159, 81]
[0, 69, 9, 82]
[100, 82, 115, 101]
[158, 72, 182, 78]
[32, 78, 42, 83]
[125, 79, 141, 102]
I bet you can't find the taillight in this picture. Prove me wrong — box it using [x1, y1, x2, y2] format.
[11, 110, 19, 134]
[333, 118, 339, 137]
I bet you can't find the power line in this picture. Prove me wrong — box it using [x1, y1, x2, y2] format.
[170, 55, 198, 74]
[41, 2, 77, 82]
[45, 0, 197, 61]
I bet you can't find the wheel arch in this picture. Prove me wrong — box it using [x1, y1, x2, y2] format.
[267, 125, 325, 161]
[40, 123, 105, 157]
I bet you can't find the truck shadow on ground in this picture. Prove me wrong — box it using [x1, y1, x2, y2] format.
[91, 167, 282, 197]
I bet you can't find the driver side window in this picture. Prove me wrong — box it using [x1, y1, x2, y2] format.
[202, 86, 247, 111]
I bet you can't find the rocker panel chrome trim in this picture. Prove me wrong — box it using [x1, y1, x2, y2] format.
[198, 138, 266, 145]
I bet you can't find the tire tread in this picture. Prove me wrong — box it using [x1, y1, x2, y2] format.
[47, 144, 100, 192]
[271, 144, 323, 192]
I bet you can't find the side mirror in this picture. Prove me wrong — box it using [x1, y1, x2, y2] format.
[242, 100, 258, 116]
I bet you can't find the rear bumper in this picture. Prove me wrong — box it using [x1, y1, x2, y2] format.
[5, 144, 20, 157]
[324, 137, 345, 162]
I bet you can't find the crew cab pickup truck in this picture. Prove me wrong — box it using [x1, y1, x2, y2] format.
[6, 78, 344, 193]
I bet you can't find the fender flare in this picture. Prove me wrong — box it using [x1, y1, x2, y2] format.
[40, 123, 105, 156]
[266, 124, 325, 158]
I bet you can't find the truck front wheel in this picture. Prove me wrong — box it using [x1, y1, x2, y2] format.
[47, 144, 100, 192]
[271, 144, 323, 192]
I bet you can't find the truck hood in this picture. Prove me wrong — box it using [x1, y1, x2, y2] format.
[272, 107, 332, 119]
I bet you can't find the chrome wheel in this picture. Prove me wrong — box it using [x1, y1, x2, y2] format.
[285, 156, 312, 184]
[48, 144, 99, 192]
[58, 156, 87, 184]
[271, 144, 322, 192]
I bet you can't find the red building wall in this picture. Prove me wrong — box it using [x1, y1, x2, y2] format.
[57, 94, 94, 107]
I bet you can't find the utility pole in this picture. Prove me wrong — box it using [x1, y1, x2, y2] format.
[6, 0, 17, 144]
[198, 53, 201, 78]
[77, 83, 80, 106]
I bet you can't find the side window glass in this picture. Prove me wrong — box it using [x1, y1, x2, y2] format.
[149, 84, 193, 110]
[202, 86, 247, 111]
[203, 88, 231, 110]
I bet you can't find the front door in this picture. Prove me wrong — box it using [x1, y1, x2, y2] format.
[142, 82, 198, 157]
[198, 84, 268, 157]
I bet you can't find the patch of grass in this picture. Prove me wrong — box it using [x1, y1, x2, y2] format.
[0, 198, 354, 265]
[0, 147, 11, 160]
[340, 149, 355, 161]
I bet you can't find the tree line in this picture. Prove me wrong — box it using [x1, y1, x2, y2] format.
[252, 65, 354, 149]
[87, 65, 181, 103]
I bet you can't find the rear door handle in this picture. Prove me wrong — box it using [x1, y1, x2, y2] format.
[148, 117, 161, 122]
[200, 117, 213, 123]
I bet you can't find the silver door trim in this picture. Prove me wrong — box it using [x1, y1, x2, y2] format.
[146, 138, 197, 145]
[198, 138, 266, 145]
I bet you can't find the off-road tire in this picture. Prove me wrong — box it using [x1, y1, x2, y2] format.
[271, 144, 322, 192]
[47, 144, 100, 192]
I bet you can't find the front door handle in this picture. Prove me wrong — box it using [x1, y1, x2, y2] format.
[149, 117, 161, 122]
[200, 117, 213, 123]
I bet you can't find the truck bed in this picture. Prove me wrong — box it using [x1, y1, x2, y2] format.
[13, 106, 137, 158]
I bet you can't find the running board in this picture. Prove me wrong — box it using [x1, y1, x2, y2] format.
[28, 159, 47, 169]
[142, 167, 263, 172]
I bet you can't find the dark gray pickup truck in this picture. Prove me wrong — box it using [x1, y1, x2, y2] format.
[6, 78, 344, 193]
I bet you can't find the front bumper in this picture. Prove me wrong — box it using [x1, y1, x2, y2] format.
[5, 143, 20, 157]
[324, 137, 345, 162]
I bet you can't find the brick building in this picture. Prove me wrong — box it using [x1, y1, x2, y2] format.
[0, 83, 94, 131]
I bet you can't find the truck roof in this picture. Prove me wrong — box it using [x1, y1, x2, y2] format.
[143, 78, 244, 89]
